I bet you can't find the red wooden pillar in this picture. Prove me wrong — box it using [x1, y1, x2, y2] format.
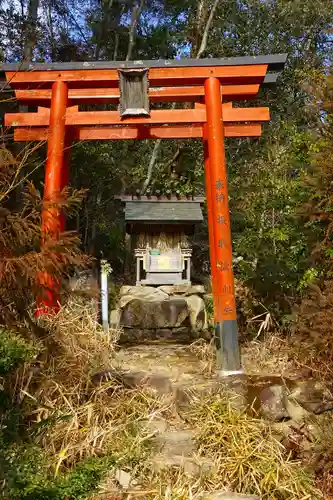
[60, 132, 72, 232]
[203, 125, 217, 320]
[204, 77, 241, 374]
[35, 80, 68, 318]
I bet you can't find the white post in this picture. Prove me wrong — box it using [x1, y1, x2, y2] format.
[187, 257, 191, 283]
[100, 259, 109, 333]
[136, 256, 141, 284]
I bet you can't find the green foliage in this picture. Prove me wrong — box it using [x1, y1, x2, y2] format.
[0, 329, 35, 445]
[302, 72, 333, 268]
[0, 390, 26, 444]
[0, 437, 114, 500]
[230, 124, 316, 303]
[48, 456, 115, 500]
[298, 267, 319, 292]
[0, 329, 35, 376]
[204, 295, 214, 323]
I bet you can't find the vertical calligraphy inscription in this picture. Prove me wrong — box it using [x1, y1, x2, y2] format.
[214, 174, 234, 317]
[215, 178, 227, 229]
[217, 214, 227, 225]
[216, 179, 224, 191]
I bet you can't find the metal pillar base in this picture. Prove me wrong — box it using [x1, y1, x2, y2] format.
[215, 319, 242, 374]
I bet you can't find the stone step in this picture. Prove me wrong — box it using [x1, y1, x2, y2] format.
[93, 343, 333, 423]
[93, 365, 333, 422]
[118, 326, 210, 345]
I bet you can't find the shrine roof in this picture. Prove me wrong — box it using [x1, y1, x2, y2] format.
[121, 198, 204, 224]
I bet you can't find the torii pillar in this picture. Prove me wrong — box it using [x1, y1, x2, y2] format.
[204, 77, 241, 375]
[35, 81, 69, 317]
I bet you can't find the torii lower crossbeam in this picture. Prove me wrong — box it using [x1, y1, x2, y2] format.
[14, 123, 262, 141]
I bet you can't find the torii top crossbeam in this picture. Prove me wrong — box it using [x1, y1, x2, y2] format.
[2, 54, 286, 141]
[1, 54, 287, 375]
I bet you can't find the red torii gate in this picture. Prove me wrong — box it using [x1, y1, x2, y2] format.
[2, 54, 287, 375]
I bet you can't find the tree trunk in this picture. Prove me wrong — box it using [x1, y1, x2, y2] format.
[47, 2, 56, 61]
[126, 0, 145, 61]
[23, 0, 39, 61]
[15, 0, 40, 206]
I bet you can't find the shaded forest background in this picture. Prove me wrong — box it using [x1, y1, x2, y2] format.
[1, 0, 333, 322]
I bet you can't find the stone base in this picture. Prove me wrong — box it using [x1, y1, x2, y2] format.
[118, 326, 210, 345]
[111, 285, 208, 341]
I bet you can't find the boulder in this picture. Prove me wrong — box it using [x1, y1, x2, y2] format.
[159, 284, 205, 296]
[259, 384, 289, 421]
[154, 455, 214, 476]
[116, 285, 208, 334]
[150, 424, 213, 478]
[247, 377, 333, 420]
[119, 285, 169, 303]
[284, 397, 310, 421]
[115, 469, 132, 489]
[185, 295, 207, 330]
[287, 379, 333, 414]
[120, 298, 189, 329]
[141, 417, 168, 435]
[154, 429, 195, 456]
[110, 308, 121, 329]
[92, 369, 173, 395]
[118, 327, 194, 344]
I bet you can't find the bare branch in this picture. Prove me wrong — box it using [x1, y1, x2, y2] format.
[196, 0, 220, 59]
[141, 139, 162, 194]
[126, 0, 145, 61]
[113, 33, 120, 61]
[113, 3, 126, 61]
[165, 148, 183, 172]
[194, 0, 205, 53]
[0, 141, 46, 203]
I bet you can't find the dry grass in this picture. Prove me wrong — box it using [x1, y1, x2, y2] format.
[185, 396, 320, 499]
[9, 298, 323, 499]
[131, 393, 320, 500]
[189, 333, 296, 378]
[189, 338, 216, 376]
[242, 334, 297, 377]
[10, 297, 176, 483]
[12, 297, 135, 470]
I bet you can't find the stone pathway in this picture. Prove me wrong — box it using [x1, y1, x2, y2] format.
[93, 341, 333, 499]
[113, 343, 213, 384]
[95, 342, 333, 420]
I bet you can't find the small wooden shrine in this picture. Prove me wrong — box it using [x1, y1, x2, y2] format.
[117, 195, 204, 285]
